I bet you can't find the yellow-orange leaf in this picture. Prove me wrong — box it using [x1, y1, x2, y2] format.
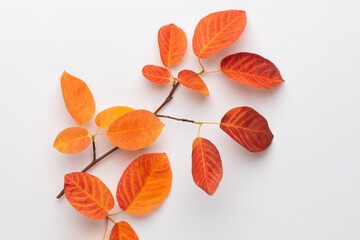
[193, 10, 246, 58]
[192, 137, 223, 195]
[177, 70, 209, 96]
[64, 172, 114, 220]
[142, 65, 171, 84]
[158, 23, 187, 67]
[61, 71, 95, 125]
[110, 221, 139, 240]
[116, 153, 172, 215]
[107, 110, 164, 150]
[221, 53, 284, 89]
[53, 127, 91, 154]
[220, 107, 273, 152]
[95, 106, 134, 129]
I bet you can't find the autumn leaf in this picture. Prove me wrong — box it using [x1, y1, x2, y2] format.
[61, 71, 95, 125]
[193, 10, 246, 58]
[53, 127, 91, 154]
[95, 106, 134, 129]
[220, 107, 273, 152]
[158, 23, 187, 67]
[107, 110, 164, 150]
[177, 70, 209, 96]
[221, 52, 284, 89]
[192, 137, 223, 195]
[64, 172, 114, 220]
[142, 65, 171, 84]
[110, 221, 139, 240]
[116, 153, 172, 215]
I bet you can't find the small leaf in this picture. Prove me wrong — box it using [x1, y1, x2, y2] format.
[64, 172, 114, 220]
[177, 70, 209, 96]
[95, 106, 134, 129]
[109, 221, 139, 240]
[53, 127, 91, 154]
[158, 23, 187, 67]
[192, 137, 223, 195]
[221, 52, 284, 89]
[193, 10, 246, 58]
[61, 71, 95, 125]
[107, 110, 164, 150]
[142, 65, 171, 84]
[220, 107, 273, 152]
[116, 153, 172, 215]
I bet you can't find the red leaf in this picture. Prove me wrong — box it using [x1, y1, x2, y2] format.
[116, 153, 172, 215]
[64, 172, 114, 220]
[193, 10, 246, 58]
[109, 221, 139, 240]
[177, 70, 209, 96]
[142, 65, 171, 84]
[158, 23, 187, 67]
[221, 53, 284, 89]
[192, 137, 223, 195]
[220, 107, 273, 152]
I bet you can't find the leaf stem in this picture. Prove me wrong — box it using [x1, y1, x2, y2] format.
[203, 70, 221, 74]
[102, 217, 109, 240]
[91, 137, 96, 162]
[107, 210, 123, 216]
[198, 123, 203, 138]
[198, 57, 205, 75]
[107, 216, 116, 224]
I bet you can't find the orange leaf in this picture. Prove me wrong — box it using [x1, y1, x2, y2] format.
[221, 53, 284, 89]
[107, 110, 164, 150]
[109, 221, 139, 240]
[116, 153, 172, 215]
[192, 137, 223, 195]
[64, 172, 114, 220]
[142, 65, 171, 84]
[192, 10, 246, 58]
[61, 71, 95, 125]
[220, 107, 273, 152]
[158, 23, 187, 67]
[177, 70, 209, 96]
[95, 106, 134, 129]
[53, 127, 91, 154]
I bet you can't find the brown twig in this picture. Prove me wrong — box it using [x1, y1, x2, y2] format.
[154, 82, 180, 115]
[56, 81, 181, 199]
[157, 114, 198, 124]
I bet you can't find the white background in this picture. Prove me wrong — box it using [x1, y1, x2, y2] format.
[1, 0, 360, 239]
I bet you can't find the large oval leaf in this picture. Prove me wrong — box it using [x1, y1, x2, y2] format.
[107, 110, 164, 150]
[61, 71, 95, 125]
[64, 172, 114, 220]
[177, 70, 209, 96]
[221, 52, 284, 89]
[53, 127, 91, 154]
[192, 137, 223, 195]
[220, 107, 273, 152]
[95, 106, 134, 129]
[110, 221, 139, 240]
[142, 65, 171, 84]
[158, 23, 187, 67]
[116, 153, 172, 215]
[192, 10, 246, 58]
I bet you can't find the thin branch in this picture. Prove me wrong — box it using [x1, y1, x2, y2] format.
[92, 137, 96, 162]
[154, 82, 180, 115]
[56, 146, 119, 199]
[157, 114, 198, 124]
